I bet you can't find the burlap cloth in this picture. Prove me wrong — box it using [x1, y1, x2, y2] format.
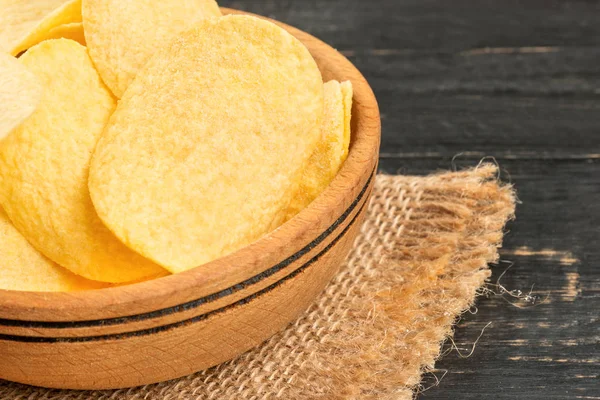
[0, 164, 515, 399]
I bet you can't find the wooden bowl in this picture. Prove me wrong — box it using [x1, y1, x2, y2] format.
[0, 8, 380, 390]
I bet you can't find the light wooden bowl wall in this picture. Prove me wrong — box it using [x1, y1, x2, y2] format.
[0, 8, 380, 390]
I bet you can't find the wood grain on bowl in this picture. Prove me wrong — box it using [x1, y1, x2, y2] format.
[0, 8, 380, 390]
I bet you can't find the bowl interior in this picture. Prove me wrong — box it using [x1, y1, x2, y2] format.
[0, 8, 380, 322]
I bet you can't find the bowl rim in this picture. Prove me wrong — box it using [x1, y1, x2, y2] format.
[0, 7, 381, 323]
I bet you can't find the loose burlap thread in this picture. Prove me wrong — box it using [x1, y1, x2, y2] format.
[0, 164, 516, 399]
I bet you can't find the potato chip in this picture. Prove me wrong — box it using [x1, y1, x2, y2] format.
[285, 80, 353, 220]
[0, 0, 66, 53]
[0, 52, 42, 141]
[82, 0, 221, 97]
[0, 0, 82, 56]
[0, 39, 167, 283]
[45, 22, 85, 45]
[89, 15, 323, 273]
[0, 207, 108, 292]
[340, 80, 353, 161]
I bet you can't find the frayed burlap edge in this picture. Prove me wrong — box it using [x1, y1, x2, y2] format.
[0, 164, 515, 400]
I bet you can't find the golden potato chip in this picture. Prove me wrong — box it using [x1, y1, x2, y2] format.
[0, 52, 42, 141]
[340, 80, 353, 161]
[82, 0, 221, 97]
[0, 0, 82, 56]
[0, 0, 66, 53]
[285, 80, 353, 220]
[0, 39, 167, 283]
[45, 22, 85, 45]
[89, 15, 323, 273]
[0, 207, 108, 292]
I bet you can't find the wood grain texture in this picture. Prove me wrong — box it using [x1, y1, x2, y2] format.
[0, 8, 381, 389]
[219, 0, 600, 398]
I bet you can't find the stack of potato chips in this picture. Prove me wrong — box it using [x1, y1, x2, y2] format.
[0, 0, 352, 291]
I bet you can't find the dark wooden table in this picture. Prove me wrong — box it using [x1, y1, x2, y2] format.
[224, 1, 600, 398]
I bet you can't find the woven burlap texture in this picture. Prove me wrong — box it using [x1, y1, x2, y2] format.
[0, 164, 516, 400]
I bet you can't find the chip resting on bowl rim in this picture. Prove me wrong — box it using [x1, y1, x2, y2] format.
[89, 15, 324, 273]
[285, 80, 353, 220]
[0, 39, 167, 283]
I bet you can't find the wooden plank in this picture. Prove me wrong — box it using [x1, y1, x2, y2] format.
[345, 46, 600, 97]
[374, 93, 600, 156]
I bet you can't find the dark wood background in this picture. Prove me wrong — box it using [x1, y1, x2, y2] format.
[223, 1, 600, 398]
